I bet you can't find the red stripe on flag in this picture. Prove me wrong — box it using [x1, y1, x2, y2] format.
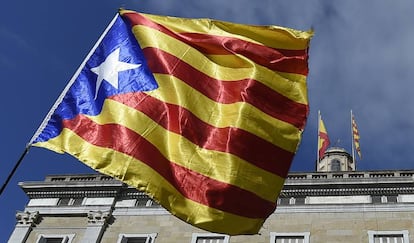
[143, 47, 308, 129]
[180, 32, 309, 75]
[122, 12, 309, 75]
[111, 93, 294, 178]
[353, 130, 359, 137]
[62, 115, 277, 218]
[318, 132, 329, 158]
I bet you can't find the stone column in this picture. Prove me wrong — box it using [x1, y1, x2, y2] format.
[8, 211, 40, 243]
[80, 210, 111, 243]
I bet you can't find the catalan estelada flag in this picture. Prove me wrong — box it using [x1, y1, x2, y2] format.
[30, 9, 313, 235]
[318, 112, 330, 160]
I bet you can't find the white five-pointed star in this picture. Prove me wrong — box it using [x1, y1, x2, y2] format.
[90, 48, 141, 99]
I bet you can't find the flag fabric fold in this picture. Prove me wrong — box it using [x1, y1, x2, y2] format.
[30, 9, 312, 235]
[318, 114, 330, 160]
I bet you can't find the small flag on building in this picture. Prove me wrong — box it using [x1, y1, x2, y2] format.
[318, 112, 330, 160]
[351, 112, 362, 159]
[29, 9, 313, 235]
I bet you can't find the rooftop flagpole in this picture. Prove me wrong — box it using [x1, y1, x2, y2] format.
[350, 110, 356, 165]
[317, 110, 321, 163]
[0, 13, 120, 198]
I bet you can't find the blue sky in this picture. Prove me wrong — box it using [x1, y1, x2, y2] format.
[1, 0, 414, 240]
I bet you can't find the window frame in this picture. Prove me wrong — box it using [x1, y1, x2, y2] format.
[368, 230, 409, 243]
[330, 159, 341, 171]
[190, 233, 230, 243]
[270, 232, 310, 243]
[116, 233, 157, 243]
[57, 197, 84, 206]
[36, 234, 75, 243]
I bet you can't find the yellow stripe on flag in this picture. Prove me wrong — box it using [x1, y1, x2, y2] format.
[121, 10, 313, 50]
[147, 74, 302, 153]
[131, 25, 308, 105]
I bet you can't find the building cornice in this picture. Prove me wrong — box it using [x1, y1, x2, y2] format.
[281, 186, 414, 197]
[18, 171, 414, 200]
[274, 202, 414, 214]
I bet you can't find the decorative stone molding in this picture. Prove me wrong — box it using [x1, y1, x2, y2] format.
[82, 210, 113, 242]
[281, 186, 414, 197]
[87, 210, 111, 225]
[16, 211, 40, 226]
[305, 195, 372, 204]
[26, 190, 120, 199]
[286, 171, 414, 180]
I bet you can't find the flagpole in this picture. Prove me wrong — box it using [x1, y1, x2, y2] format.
[350, 110, 356, 165]
[0, 13, 121, 198]
[28, 13, 120, 146]
[317, 110, 321, 163]
[0, 145, 30, 196]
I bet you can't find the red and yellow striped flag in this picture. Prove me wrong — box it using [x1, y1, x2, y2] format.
[352, 114, 362, 159]
[31, 10, 313, 235]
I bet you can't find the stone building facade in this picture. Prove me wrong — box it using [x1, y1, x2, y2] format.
[7, 149, 414, 242]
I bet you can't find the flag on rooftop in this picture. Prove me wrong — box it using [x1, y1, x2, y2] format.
[30, 9, 313, 235]
[352, 113, 362, 159]
[318, 112, 330, 160]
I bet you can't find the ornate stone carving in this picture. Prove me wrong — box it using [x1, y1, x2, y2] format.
[16, 211, 40, 226]
[87, 210, 111, 225]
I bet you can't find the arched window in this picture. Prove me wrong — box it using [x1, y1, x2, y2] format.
[331, 159, 341, 171]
